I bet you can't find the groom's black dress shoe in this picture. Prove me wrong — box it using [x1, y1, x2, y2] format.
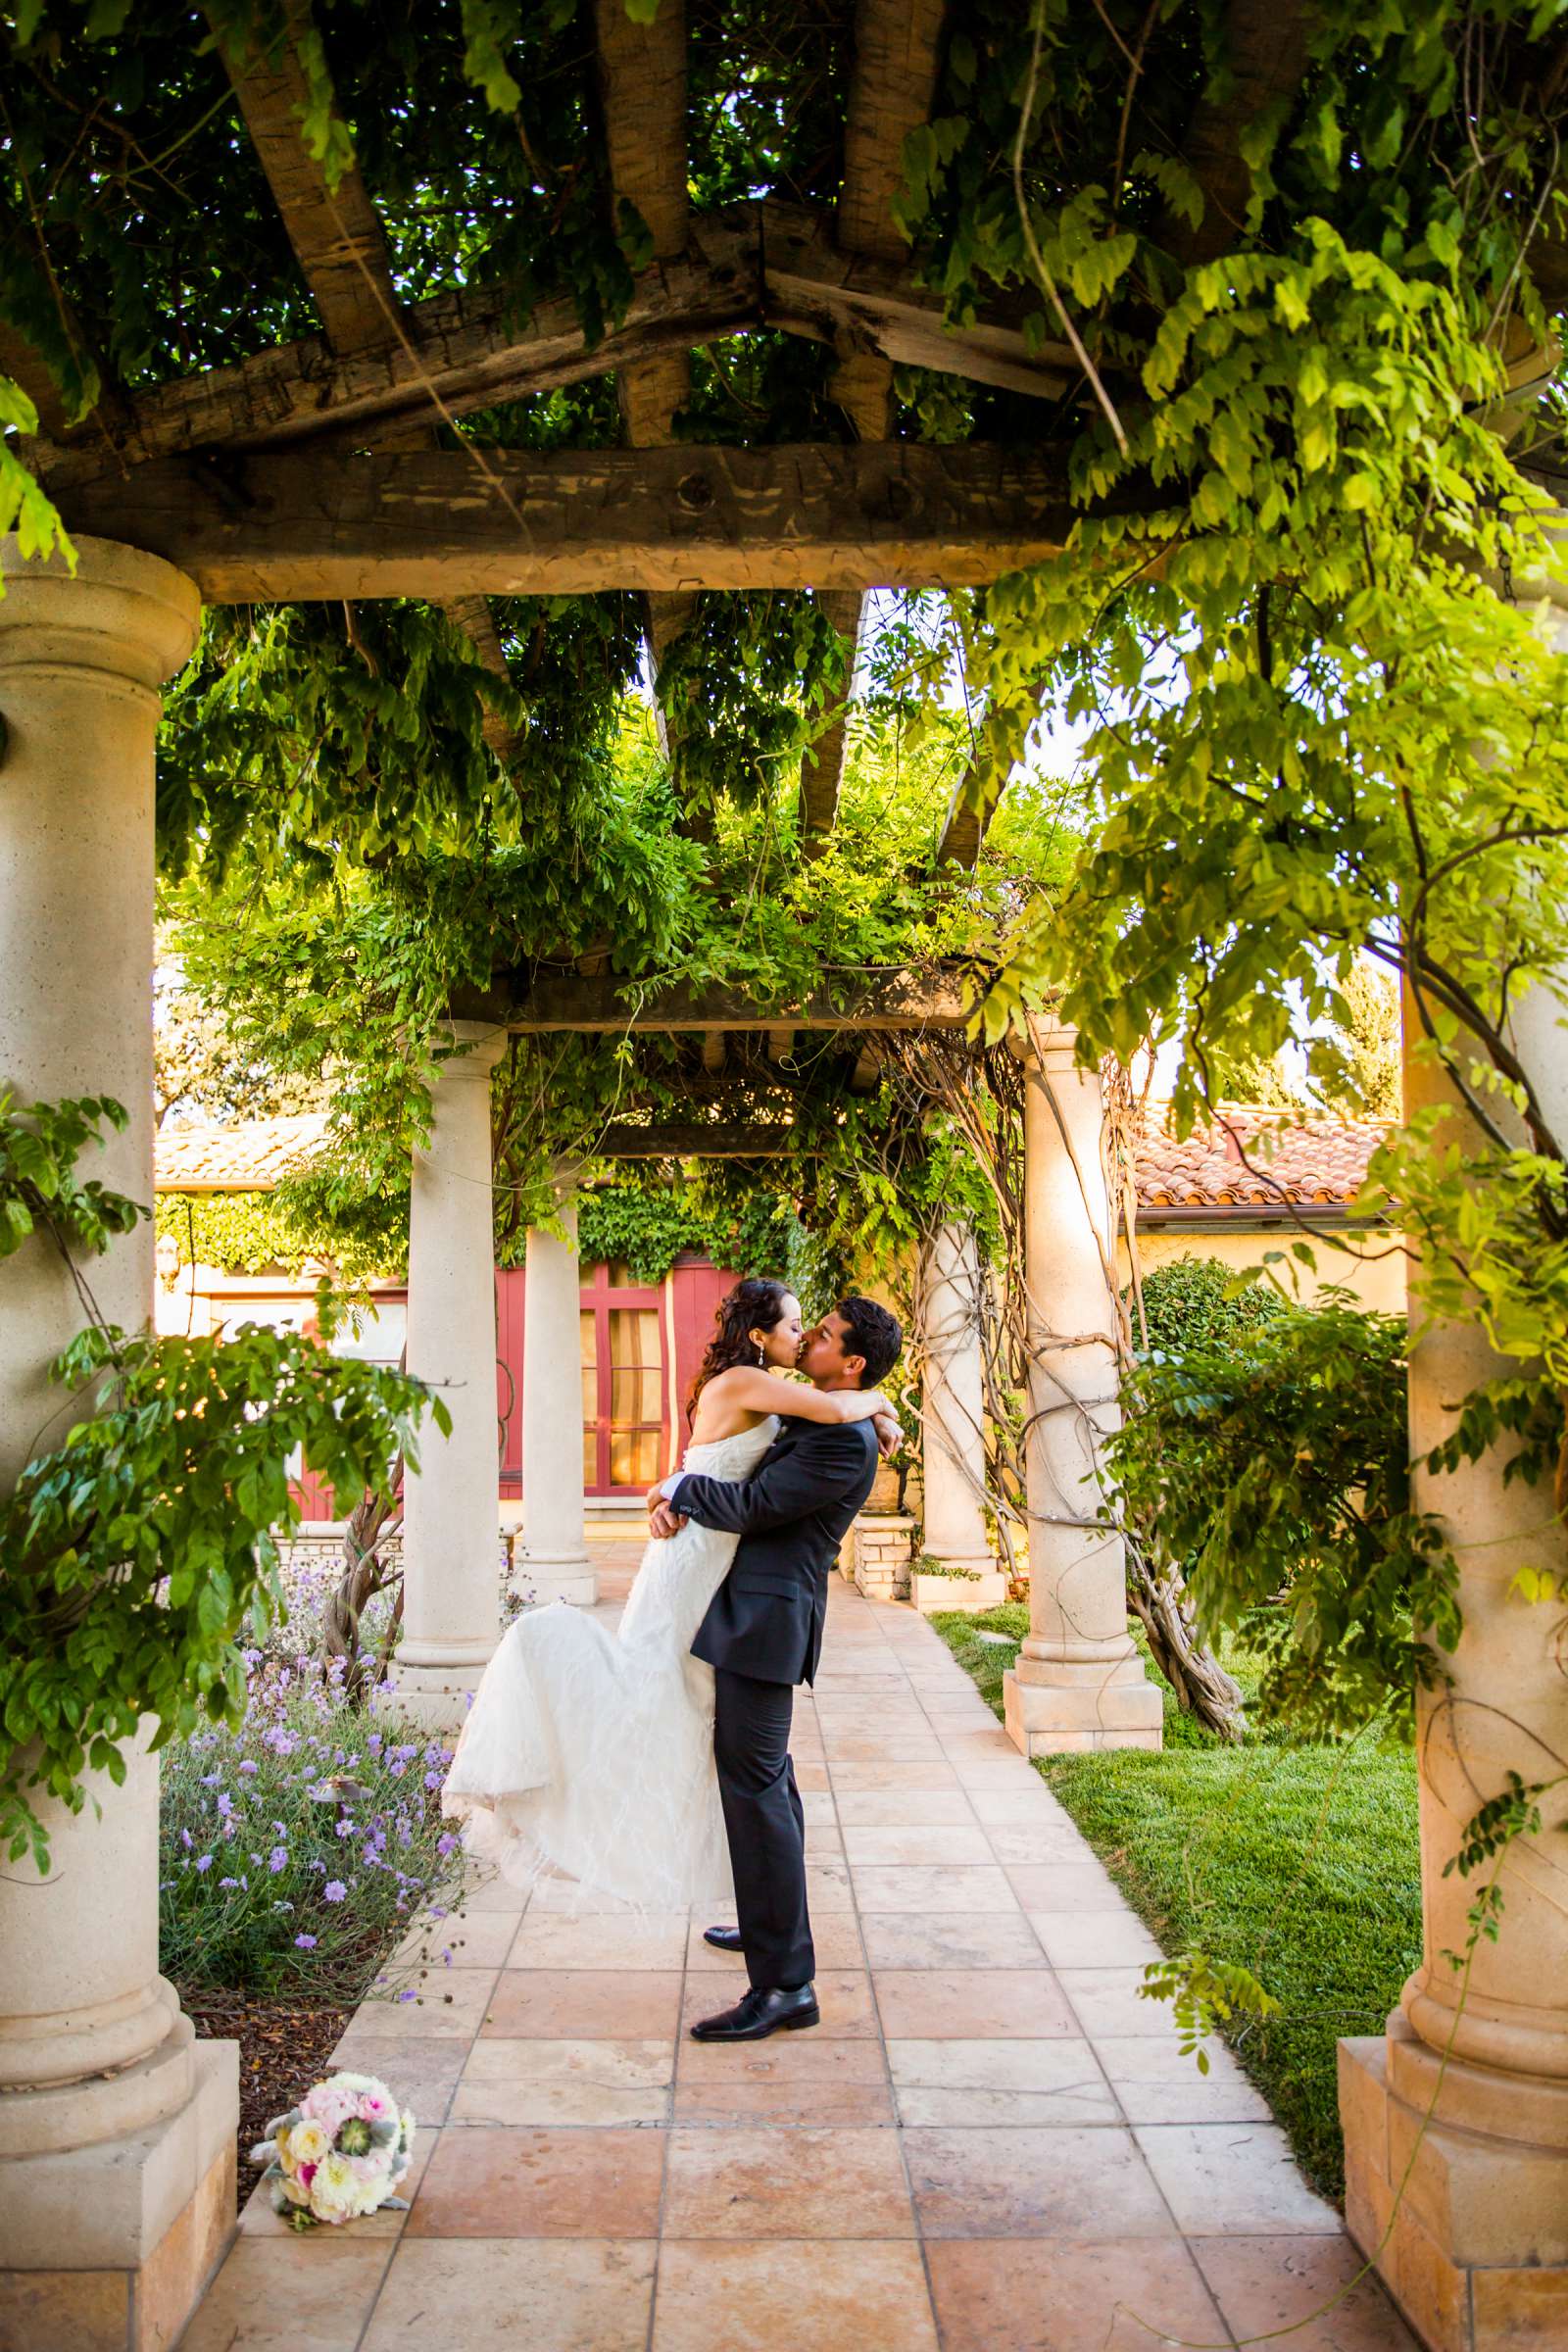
[689, 1984, 819, 2041]
[702, 1925, 744, 1953]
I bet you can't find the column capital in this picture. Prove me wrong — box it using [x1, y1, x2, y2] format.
[431, 1018, 508, 1076]
[0, 534, 200, 690]
[1007, 1014, 1080, 1070]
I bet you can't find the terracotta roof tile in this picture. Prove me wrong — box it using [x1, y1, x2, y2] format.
[155, 1113, 328, 1191]
[155, 1106, 1384, 1215]
[1131, 1108, 1383, 1210]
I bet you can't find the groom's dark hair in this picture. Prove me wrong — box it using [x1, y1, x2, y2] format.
[837, 1296, 902, 1388]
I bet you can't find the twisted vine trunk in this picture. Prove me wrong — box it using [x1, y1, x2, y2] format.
[1124, 1531, 1248, 1742]
[321, 1451, 405, 1704]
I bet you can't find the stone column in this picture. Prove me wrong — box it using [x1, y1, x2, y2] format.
[389, 1024, 507, 1729]
[0, 538, 235, 2345]
[1004, 1023, 1162, 1754]
[919, 1222, 992, 1576]
[1339, 582, 1568, 2349]
[516, 1202, 598, 1606]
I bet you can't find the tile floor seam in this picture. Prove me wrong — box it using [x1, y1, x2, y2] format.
[865, 1597, 1244, 2351]
[837, 1612, 956, 2352]
[642, 1858, 686, 2352]
[327, 1881, 510, 2344]
[343, 2238, 403, 2352]
[178, 1573, 1389, 2350]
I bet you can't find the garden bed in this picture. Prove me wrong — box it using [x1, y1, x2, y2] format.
[183, 1990, 353, 2217]
[930, 1602, 1421, 2201]
[159, 1573, 466, 2216]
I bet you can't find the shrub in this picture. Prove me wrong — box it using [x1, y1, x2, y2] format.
[1109, 1286, 1456, 1738]
[160, 1649, 463, 2003]
[1129, 1251, 1283, 1355]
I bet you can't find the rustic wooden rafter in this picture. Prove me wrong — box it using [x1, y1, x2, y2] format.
[207, 0, 520, 748]
[597, 1123, 814, 1157]
[208, 0, 399, 356]
[451, 968, 969, 1033]
[1172, 0, 1309, 264]
[935, 755, 995, 871]
[51, 442, 1083, 603]
[595, 0, 700, 739]
[799, 0, 948, 854]
[23, 207, 1074, 494]
[935, 678, 1054, 869]
[0, 321, 76, 441]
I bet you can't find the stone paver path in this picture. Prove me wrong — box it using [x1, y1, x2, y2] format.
[180, 1568, 1416, 2351]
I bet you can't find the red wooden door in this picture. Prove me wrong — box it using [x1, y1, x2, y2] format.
[578, 1260, 667, 1494]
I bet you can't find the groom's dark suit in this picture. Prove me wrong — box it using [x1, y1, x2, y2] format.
[674, 1416, 879, 1988]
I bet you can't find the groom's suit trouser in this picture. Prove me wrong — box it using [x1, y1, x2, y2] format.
[713, 1668, 814, 1991]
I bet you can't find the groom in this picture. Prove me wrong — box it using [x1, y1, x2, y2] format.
[646, 1296, 904, 2041]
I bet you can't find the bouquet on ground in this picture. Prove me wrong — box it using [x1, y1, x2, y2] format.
[251, 2071, 415, 2229]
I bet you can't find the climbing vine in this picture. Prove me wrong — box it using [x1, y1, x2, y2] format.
[0, 1095, 440, 1868]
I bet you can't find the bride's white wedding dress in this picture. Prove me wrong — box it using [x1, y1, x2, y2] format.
[441, 1414, 779, 1910]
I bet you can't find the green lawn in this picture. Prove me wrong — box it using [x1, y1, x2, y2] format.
[930, 1604, 1421, 2201]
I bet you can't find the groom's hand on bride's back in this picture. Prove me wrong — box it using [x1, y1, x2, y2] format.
[648, 1494, 688, 1540]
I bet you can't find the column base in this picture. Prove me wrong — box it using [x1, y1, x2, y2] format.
[512, 1549, 599, 1608]
[911, 1558, 1009, 1612]
[382, 1656, 492, 1733]
[1341, 2022, 1568, 2351]
[1003, 1662, 1164, 1754]
[0, 2037, 236, 2352]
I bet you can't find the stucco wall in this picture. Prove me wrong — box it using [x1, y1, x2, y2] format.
[1119, 1226, 1408, 1317]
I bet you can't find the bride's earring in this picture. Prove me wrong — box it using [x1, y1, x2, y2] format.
[754, 1339, 765, 1368]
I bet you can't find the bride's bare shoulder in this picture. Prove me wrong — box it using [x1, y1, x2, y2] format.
[689, 1366, 772, 1444]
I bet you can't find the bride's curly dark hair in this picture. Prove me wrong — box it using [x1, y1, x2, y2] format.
[686, 1276, 793, 1423]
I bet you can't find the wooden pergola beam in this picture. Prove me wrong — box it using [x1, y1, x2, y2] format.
[839, 0, 947, 263]
[451, 969, 969, 1032]
[935, 678, 1054, 868]
[935, 756, 995, 870]
[597, 1122, 816, 1157]
[596, 0, 700, 726]
[800, 0, 947, 851]
[1174, 0, 1309, 264]
[799, 590, 861, 852]
[25, 208, 1073, 494]
[208, 0, 518, 746]
[54, 442, 1082, 602]
[208, 0, 398, 357]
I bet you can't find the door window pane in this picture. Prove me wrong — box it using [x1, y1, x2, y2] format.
[610, 1428, 662, 1488]
[580, 1310, 600, 1486]
[607, 1309, 662, 1487]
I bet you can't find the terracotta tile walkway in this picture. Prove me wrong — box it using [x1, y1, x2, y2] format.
[180, 1566, 1417, 2351]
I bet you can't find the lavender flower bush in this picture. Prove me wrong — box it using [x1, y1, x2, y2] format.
[160, 1639, 464, 2002]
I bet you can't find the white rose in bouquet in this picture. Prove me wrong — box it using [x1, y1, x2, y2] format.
[249, 2072, 416, 2230]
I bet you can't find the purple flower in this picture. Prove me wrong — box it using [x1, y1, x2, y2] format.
[200, 1772, 221, 1788]
[194, 1854, 213, 1873]
[269, 1847, 288, 1874]
[179, 1828, 192, 1850]
[423, 1771, 441, 1791]
[294, 1934, 317, 1949]
[238, 1760, 259, 1776]
[322, 1880, 347, 1903]
[216, 1793, 234, 1818]
[436, 1833, 457, 1858]
[219, 1877, 239, 1889]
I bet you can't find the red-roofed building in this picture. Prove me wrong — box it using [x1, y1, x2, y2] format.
[153, 1104, 1405, 1528]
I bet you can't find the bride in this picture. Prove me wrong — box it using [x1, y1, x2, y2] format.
[441, 1275, 899, 1910]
